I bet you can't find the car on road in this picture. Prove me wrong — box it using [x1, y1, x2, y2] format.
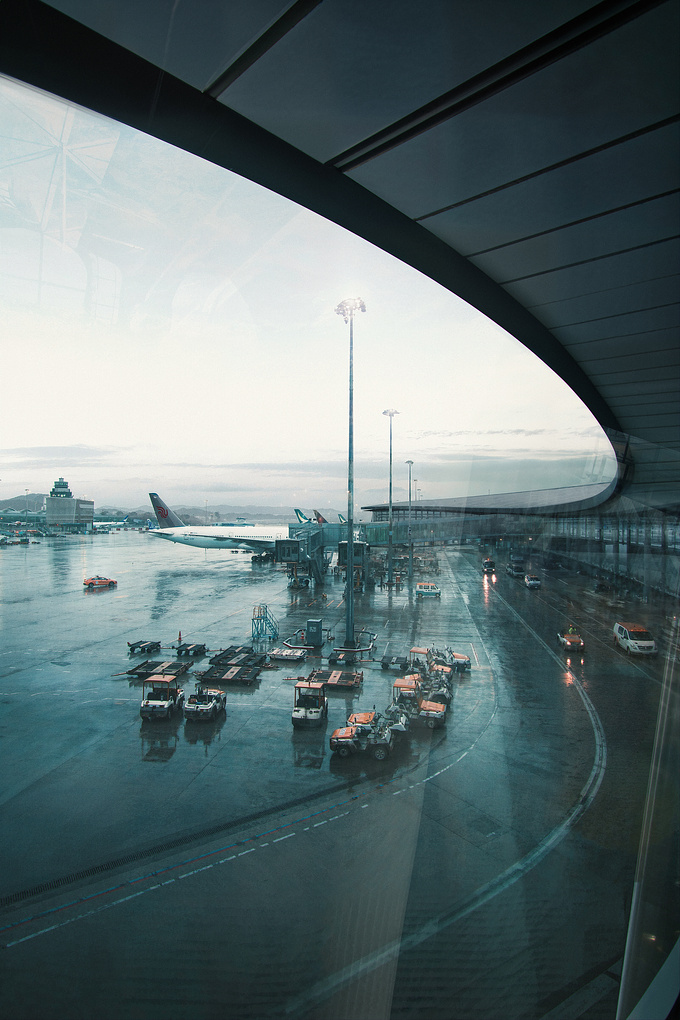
[184, 685, 227, 720]
[506, 563, 524, 577]
[613, 622, 657, 655]
[83, 575, 117, 588]
[416, 582, 441, 598]
[524, 574, 541, 589]
[557, 630, 585, 652]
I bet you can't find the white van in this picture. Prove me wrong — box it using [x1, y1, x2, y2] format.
[613, 622, 657, 655]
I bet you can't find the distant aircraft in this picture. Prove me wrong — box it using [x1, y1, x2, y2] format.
[338, 513, 347, 524]
[93, 515, 130, 530]
[293, 509, 312, 524]
[313, 510, 328, 524]
[148, 493, 289, 551]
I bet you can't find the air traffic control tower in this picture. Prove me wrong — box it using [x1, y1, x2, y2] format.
[45, 476, 94, 534]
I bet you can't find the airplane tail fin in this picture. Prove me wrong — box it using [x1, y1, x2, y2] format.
[313, 510, 328, 524]
[338, 513, 347, 524]
[149, 493, 185, 529]
[294, 508, 311, 524]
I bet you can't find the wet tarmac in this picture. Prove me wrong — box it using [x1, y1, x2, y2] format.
[0, 533, 674, 1019]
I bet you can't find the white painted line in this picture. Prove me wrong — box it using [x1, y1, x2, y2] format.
[273, 833, 295, 843]
[237, 848, 255, 857]
[179, 864, 213, 880]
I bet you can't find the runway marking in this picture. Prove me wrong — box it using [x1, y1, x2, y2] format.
[273, 833, 295, 843]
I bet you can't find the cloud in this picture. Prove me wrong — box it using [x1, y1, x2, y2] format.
[1, 445, 124, 467]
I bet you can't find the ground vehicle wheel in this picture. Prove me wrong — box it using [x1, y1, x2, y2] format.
[108, 581, 115, 587]
[337, 746, 351, 758]
[372, 745, 389, 760]
[87, 582, 94, 588]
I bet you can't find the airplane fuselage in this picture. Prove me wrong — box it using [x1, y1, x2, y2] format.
[149, 525, 288, 551]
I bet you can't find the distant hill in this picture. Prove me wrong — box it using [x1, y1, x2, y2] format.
[0, 493, 47, 512]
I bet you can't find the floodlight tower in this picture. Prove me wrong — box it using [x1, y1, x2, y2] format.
[383, 409, 399, 585]
[335, 297, 366, 649]
[406, 460, 414, 580]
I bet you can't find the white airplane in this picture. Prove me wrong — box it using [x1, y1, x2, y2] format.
[148, 493, 290, 551]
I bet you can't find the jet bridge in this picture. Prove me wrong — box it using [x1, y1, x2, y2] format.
[277, 527, 328, 583]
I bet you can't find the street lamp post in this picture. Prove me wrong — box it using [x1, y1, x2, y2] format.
[383, 409, 399, 584]
[406, 460, 413, 580]
[335, 297, 365, 650]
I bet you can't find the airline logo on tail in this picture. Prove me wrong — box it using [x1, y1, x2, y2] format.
[293, 508, 312, 524]
[338, 513, 347, 524]
[313, 510, 328, 524]
[149, 493, 185, 529]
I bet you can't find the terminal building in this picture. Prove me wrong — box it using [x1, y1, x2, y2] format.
[44, 476, 94, 534]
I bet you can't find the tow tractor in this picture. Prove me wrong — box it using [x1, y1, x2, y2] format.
[329, 710, 405, 760]
[291, 680, 328, 727]
[184, 683, 226, 721]
[387, 677, 447, 729]
[140, 676, 185, 720]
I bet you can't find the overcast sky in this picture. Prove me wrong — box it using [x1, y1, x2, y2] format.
[0, 75, 616, 513]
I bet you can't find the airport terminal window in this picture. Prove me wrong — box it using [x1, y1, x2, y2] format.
[0, 70, 677, 1020]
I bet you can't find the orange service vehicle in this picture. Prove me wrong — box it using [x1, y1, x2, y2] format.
[83, 575, 117, 588]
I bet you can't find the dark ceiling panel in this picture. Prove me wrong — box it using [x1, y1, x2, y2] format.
[219, 0, 596, 163]
[468, 194, 680, 281]
[44, 0, 295, 91]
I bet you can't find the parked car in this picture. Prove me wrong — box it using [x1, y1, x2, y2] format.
[524, 574, 541, 589]
[83, 575, 117, 588]
[416, 582, 441, 598]
[613, 622, 657, 655]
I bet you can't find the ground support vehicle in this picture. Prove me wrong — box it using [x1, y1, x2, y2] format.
[420, 646, 470, 673]
[329, 712, 405, 760]
[291, 680, 328, 727]
[176, 642, 207, 657]
[309, 668, 363, 689]
[445, 648, 471, 672]
[613, 622, 658, 655]
[270, 647, 307, 664]
[124, 660, 191, 680]
[524, 574, 541, 589]
[128, 639, 161, 655]
[208, 645, 266, 670]
[195, 664, 260, 686]
[557, 630, 585, 653]
[84, 575, 116, 588]
[140, 677, 185, 720]
[184, 684, 226, 721]
[482, 558, 495, 574]
[381, 654, 409, 671]
[416, 582, 441, 598]
[388, 677, 447, 729]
